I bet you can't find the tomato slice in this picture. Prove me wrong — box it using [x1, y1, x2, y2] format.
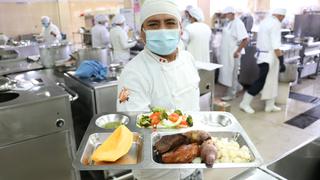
[180, 120, 188, 126]
[150, 112, 161, 125]
[168, 113, 179, 122]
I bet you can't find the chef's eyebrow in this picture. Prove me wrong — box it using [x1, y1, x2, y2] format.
[164, 18, 177, 24]
[146, 20, 160, 25]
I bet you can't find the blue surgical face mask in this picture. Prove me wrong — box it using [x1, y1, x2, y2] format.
[42, 23, 49, 28]
[144, 29, 180, 56]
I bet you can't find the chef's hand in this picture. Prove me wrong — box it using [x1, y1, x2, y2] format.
[50, 31, 57, 37]
[233, 50, 240, 59]
[278, 55, 286, 72]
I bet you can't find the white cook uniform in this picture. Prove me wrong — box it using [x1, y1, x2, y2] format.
[182, 22, 212, 63]
[40, 23, 61, 45]
[110, 26, 137, 63]
[91, 24, 110, 48]
[218, 17, 248, 95]
[117, 48, 200, 180]
[256, 15, 281, 100]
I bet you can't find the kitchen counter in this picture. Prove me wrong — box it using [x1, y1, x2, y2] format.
[0, 58, 43, 76]
[0, 70, 68, 109]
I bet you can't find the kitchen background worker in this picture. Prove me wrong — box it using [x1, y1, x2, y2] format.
[91, 14, 110, 48]
[240, 8, 287, 114]
[110, 14, 137, 64]
[182, 6, 212, 63]
[117, 0, 201, 179]
[218, 6, 249, 101]
[39, 16, 61, 45]
[181, 5, 193, 28]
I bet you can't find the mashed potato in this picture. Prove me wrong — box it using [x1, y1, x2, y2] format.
[211, 137, 252, 163]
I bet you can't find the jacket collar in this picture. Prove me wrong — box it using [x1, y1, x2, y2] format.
[144, 48, 180, 64]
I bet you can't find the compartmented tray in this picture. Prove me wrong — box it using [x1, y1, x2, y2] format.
[73, 112, 263, 170]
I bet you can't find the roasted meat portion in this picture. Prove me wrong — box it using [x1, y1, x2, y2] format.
[183, 130, 211, 144]
[154, 134, 188, 154]
[200, 139, 217, 167]
[162, 143, 200, 163]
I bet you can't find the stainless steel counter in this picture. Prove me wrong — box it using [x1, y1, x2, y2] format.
[0, 43, 39, 58]
[232, 135, 320, 180]
[73, 111, 263, 170]
[0, 70, 79, 180]
[0, 58, 43, 76]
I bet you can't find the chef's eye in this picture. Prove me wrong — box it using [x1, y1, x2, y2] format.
[166, 20, 177, 25]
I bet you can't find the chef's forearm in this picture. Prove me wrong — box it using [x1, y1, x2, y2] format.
[274, 49, 282, 57]
[236, 38, 249, 53]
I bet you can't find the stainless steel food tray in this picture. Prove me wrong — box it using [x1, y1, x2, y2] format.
[73, 112, 263, 170]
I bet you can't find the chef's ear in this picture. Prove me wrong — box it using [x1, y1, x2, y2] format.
[178, 22, 183, 36]
[140, 27, 146, 45]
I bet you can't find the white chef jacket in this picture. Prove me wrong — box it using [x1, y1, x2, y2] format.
[91, 24, 110, 48]
[256, 15, 281, 100]
[218, 18, 248, 87]
[40, 23, 61, 45]
[117, 48, 200, 180]
[110, 26, 137, 62]
[182, 22, 212, 63]
[117, 48, 200, 112]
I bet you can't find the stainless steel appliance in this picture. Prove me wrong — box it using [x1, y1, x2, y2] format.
[1, 43, 39, 58]
[64, 72, 118, 146]
[0, 58, 43, 76]
[0, 70, 79, 180]
[39, 42, 72, 68]
[298, 42, 320, 82]
[294, 14, 320, 38]
[76, 47, 109, 67]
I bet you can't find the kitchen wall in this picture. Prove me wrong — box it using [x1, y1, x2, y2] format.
[0, 1, 60, 38]
[0, 0, 125, 42]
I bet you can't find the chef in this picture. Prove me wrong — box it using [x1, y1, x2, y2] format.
[181, 5, 193, 28]
[91, 14, 110, 48]
[182, 6, 212, 63]
[240, 8, 287, 114]
[110, 14, 137, 63]
[218, 6, 249, 101]
[117, 0, 201, 179]
[40, 16, 61, 44]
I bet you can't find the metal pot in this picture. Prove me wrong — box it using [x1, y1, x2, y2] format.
[279, 63, 298, 83]
[76, 47, 109, 67]
[108, 63, 124, 78]
[39, 42, 72, 68]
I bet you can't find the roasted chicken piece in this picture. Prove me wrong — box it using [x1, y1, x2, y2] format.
[200, 139, 217, 167]
[183, 130, 211, 144]
[154, 134, 188, 154]
[162, 143, 200, 163]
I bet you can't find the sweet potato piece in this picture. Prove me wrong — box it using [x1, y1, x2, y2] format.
[200, 139, 217, 167]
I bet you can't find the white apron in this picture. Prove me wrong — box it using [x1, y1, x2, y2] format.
[218, 23, 239, 87]
[132, 58, 199, 179]
[117, 49, 200, 179]
[259, 52, 279, 100]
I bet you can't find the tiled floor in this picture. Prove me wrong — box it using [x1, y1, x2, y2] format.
[204, 75, 320, 179]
